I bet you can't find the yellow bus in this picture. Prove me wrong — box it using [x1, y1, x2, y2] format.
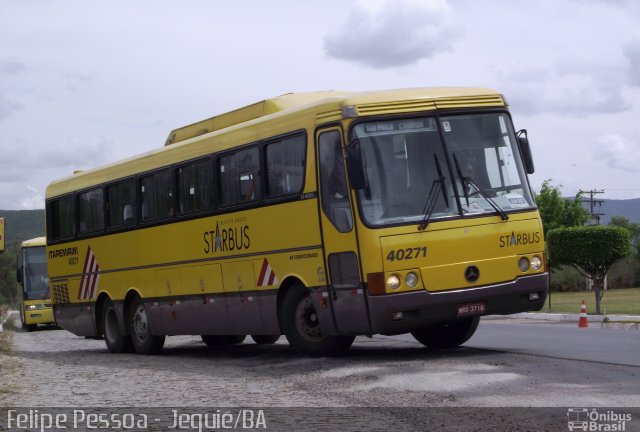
[45, 88, 547, 356]
[17, 237, 55, 331]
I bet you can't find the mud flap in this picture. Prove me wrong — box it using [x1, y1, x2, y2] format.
[328, 252, 371, 334]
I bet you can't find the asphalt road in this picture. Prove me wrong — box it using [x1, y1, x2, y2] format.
[2, 317, 640, 431]
[386, 318, 640, 367]
[471, 320, 640, 366]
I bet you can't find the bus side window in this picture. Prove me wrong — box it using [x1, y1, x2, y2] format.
[123, 204, 133, 223]
[140, 178, 153, 221]
[47, 195, 75, 240]
[219, 146, 261, 206]
[107, 179, 136, 227]
[239, 172, 255, 201]
[177, 159, 214, 215]
[319, 130, 352, 233]
[139, 169, 173, 221]
[265, 134, 306, 197]
[237, 148, 261, 203]
[78, 188, 104, 234]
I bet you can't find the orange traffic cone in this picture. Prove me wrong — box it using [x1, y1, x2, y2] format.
[578, 300, 589, 328]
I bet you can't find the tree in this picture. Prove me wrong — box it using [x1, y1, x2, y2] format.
[547, 226, 632, 314]
[608, 216, 640, 287]
[535, 179, 588, 237]
[0, 250, 18, 307]
[609, 216, 640, 255]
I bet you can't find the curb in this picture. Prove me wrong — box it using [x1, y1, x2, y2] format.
[484, 312, 640, 331]
[494, 312, 640, 323]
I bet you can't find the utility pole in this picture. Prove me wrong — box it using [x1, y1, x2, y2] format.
[578, 189, 607, 292]
[579, 189, 605, 225]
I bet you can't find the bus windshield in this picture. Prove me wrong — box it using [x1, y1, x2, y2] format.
[351, 113, 535, 227]
[22, 246, 49, 300]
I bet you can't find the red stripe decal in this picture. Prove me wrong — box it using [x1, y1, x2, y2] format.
[85, 254, 96, 299]
[78, 247, 92, 299]
[89, 264, 99, 299]
[257, 259, 268, 286]
[268, 270, 276, 286]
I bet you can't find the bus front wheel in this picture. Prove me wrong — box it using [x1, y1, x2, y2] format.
[129, 296, 165, 355]
[101, 299, 134, 354]
[411, 316, 480, 348]
[281, 285, 354, 357]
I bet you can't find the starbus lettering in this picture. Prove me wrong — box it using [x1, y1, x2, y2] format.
[499, 231, 541, 248]
[203, 222, 250, 254]
[48, 246, 79, 259]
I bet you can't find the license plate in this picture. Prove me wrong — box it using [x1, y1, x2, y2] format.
[457, 301, 486, 317]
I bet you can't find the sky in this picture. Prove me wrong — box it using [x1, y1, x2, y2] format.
[1, 0, 640, 210]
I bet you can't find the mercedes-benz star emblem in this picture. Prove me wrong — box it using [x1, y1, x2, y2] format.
[464, 265, 480, 283]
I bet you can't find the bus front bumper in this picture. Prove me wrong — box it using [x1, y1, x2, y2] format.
[367, 273, 548, 335]
[24, 308, 55, 326]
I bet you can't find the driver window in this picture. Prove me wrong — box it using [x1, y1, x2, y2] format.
[319, 130, 352, 232]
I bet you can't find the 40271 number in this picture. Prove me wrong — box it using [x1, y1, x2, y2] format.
[385, 247, 427, 262]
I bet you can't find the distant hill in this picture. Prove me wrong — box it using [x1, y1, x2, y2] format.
[582, 199, 640, 225]
[0, 210, 45, 250]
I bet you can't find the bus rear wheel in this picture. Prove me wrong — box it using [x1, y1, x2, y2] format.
[251, 335, 280, 345]
[101, 298, 134, 353]
[411, 316, 480, 348]
[281, 285, 354, 357]
[201, 335, 246, 347]
[129, 296, 165, 355]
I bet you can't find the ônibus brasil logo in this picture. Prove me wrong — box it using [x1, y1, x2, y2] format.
[567, 408, 632, 431]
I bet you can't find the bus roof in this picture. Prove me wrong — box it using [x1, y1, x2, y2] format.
[46, 87, 505, 199]
[165, 88, 505, 146]
[21, 237, 46, 248]
[164, 91, 346, 146]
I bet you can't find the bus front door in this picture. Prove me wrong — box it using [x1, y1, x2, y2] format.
[316, 127, 371, 335]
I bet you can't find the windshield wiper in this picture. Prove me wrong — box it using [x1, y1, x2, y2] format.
[418, 154, 449, 231]
[453, 153, 509, 221]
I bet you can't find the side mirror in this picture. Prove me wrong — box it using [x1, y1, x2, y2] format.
[16, 267, 23, 285]
[346, 139, 367, 190]
[516, 129, 535, 174]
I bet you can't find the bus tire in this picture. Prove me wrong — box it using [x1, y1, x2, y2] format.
[228, 335, 246, 345]
[251, 335, 280, 345]
[201, 335, 246, 347]
[102, 299, 134, 354]
[411, 316, 480, 348]
[281, 284, 355, 357]
[21, 317, 35, 332]
[129, 296, 165, 355]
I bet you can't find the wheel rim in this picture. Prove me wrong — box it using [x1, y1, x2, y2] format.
[104, 308, 119, 343]
[132, 304, 149, 342]
[294, 295, 324, 342]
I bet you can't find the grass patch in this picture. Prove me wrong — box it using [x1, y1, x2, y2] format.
[604, 321, 640, 324]
[542, 287, 640, 315]
[0, 312, 16, 354]
[0, 318, 21, 398]
[0, 330, 13, 354]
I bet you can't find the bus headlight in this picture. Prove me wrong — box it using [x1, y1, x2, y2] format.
[518, 257, 530, 272]
[531, 256, 542, 271]
[405, 272, 419, 288]
[24, 304, 37, 311]
[387, 275, 401, 290]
